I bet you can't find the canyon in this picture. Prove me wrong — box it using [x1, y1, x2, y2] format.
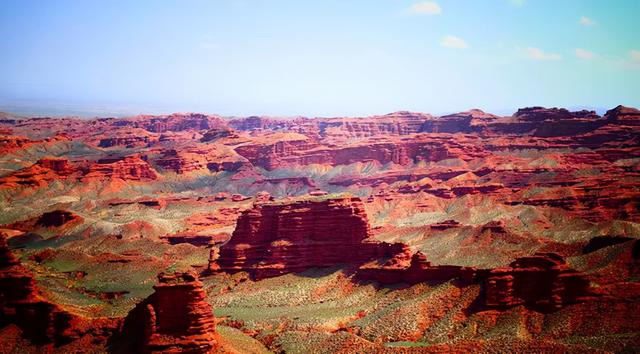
[0, 105, 638, 353]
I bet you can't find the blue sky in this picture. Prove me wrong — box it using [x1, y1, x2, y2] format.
[0, 0, 638, 117]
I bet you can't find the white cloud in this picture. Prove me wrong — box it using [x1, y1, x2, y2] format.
[631, 50, 640, 61]
[441, 35, 468, 49]
[200, 41, 220, 50]
[575, 48, 594, 60]
[579, 16, 596, 26]
[524, 47, 562, 61]
[408, 1, 441, 15]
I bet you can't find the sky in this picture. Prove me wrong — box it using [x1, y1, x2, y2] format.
[0, 0, 639, 117]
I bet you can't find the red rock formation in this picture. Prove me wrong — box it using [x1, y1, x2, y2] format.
[36, 210, 82, 228]
[234, 134, 484, 170]
[483, 107, 606, 137]
[120, 271, 218, 353]
[112, 113, 228, 133]
[210, 197, 406, 279]
[429, 220, 462, 231]
[2, 210, 83, 236]
[96, 128, 158, 148]
[108, 197, 166, 209]
[256, 176, 317, 189]
[0, 157, 78, 188]
[229, 111, 431, 138]
[229, 116, 297, 131]
[484, 252, 597, 312]
[35, 157, 75, 175]
[154, 146, 249, 174]
[419, 109, 499, 134]
[83, 156, 159, 181]
[604, 105, 640, 126]
[505, 178, 640, 222]
[161, 233, 216, 246]
[200, 127, 236, 142]
[0, 233, 83, 345]
[0, 135, 70, 154]
[316, 111, 432, 138]
[357, 249, 480, 285]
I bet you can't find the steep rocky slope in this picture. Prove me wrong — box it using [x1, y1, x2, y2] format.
[119, 271, 219, 353]
[210, 197, 405, 278]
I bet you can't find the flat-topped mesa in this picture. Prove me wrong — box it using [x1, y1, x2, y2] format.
[357, 250, 481, 285]
[96, 128, 158, 148]
[121, 271, 218, 353]
[419, 109, 499, 134]
[484, 252, 597, 312]
[36, 157, 76, 176]
[316, 111, 433, 138]
[516, 107, 605, 137]
[0, 157, 79, 189]
[83, 156, 159, 181]
[154, 146, 249, 174]
[228, 116, 299, 131]
[513, 107, 599, 122]
[112, 112, 229, 133]
[210, 197, 406, 279]
[604, 105, 640, 126]
[228, 112, 432, 138]
[36, 209, 82, 228]
[234, 135, 475, 170]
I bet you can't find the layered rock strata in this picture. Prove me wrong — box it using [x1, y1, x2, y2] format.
[210, 197, 405, 279]
[357, 249, 481, 284]
[0, 233, 79, 345]
[120, 271, 218, 353]
[484, 252, 597, 312]
[83, 156, 159, 181]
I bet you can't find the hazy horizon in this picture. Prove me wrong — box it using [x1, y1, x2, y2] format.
[0, 99, 614, 119]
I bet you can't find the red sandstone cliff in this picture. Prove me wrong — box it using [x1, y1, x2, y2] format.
[357, 249, 480, 285]
[119, 271, 218, 353]
[111, 113, 229, 133]
[0, 233, 90, 345]
[83, 156, 159, 181]
[210, 197, 405, 278]
[484, 252, 597, 312]
[0, 157, 78, 188]
[3, 209, 83, 232]
[154, 145, 249, 174]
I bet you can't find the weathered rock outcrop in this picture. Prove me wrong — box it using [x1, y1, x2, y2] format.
[604, 105, 640, 126]
[154, 146, 249, 174]
[112, 113, 228, 133]
[0, 233, 81, 345]
[35, 210, 82, 228]
[120, 272, 218, 353]
[96, 128, 158, 148]
[210, 197, 405, 278]
[357, 249, 480, 284]
[229, 111, 431, 139]
[83, 156, 159, 181]
[419, 109, 499, 134]
[235, 134, 485, 170]
[0, 157, 78, 188]
[316, 111, 432, 138]
[484, 252, 597, 312]
[4, 209, 83, 233]
[229, 116, 299, 132]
